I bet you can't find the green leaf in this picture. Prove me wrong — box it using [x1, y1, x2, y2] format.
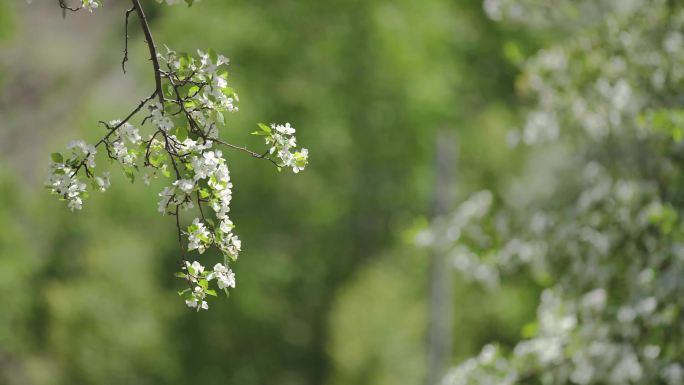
[179, 53, 191, 73]
[150, 154, 164, 168]
[257, 123, 272, 134]
[51, 152, 63, 163]
[208, 48, 218, 64]
[206, 218, 216, 228]
[176, 126, 189, 142]
[124, 168, 135, 183]
[187, 85, 200, 96]
[205, 289, 217, 297]
[521, 321, 538, 338]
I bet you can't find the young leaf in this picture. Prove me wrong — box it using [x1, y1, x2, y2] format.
[176, 126, 189, 142]
[208, 48, 218, 64]
[257, 123, 272, 134]
[187, 85, 200, 97]
[51, 153, 64, 163]
[124, 168, 135, 183]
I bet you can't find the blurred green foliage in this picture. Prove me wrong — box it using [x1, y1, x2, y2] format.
[0, 0, 13, 42]
[0, 1, 538, 384]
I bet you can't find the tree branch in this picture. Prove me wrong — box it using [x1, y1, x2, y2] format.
[131, 0, 164, 105]
[69, 92, 157, 178]
[58, 0, 81, 12]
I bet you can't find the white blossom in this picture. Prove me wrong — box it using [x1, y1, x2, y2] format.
[67, 140, 96, 168]
[35, 17, 308, 312]
[261, 123, 309, 173]
[173, 179, 195, 195]
[185, 286, 208, 311]
[94, 172, 110, 192]
[45, 162, 87, 212]
[436, 0, 684, 382]
[187, 218, 211, 254]
[148, 102, 174, 132]
[82, 0, 99, 12]
[207, 263, 236, 289]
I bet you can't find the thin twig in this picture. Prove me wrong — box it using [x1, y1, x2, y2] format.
[122, 6, 136, 74]
[58, 0, 81, 14]
[69, 92, 157, 177]
[214, 138, 280, 166]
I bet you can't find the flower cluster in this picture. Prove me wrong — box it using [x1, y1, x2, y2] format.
[45, 140, 103, 211]
[108, 121, 142, 166]
[253, 122, 309, 173]
[207, 262, 236, 290]
[421, 0, 684, 383]
[45, 162, 87, 212]
[148, 102, 173, 133]
[41, 0, 309, 311]
[82, 0, 100, 12]
[158, 48, 239, 139]
[177, 261, 235, 311]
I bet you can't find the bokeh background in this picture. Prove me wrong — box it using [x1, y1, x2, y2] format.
[0, 1, 541, 384]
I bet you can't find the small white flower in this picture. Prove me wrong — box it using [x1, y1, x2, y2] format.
[82, 0, 99, 12]
[142, 172, 151, 186]
[273, 122, 296, 135]
[120, 122, 142, 144]
[187, 218, 211, 254]
[187, 260, 204, 275]
[208, 263, 236, 289]
[219, 219, 234, 234]
[157, 186, 175, 214]
[264, 123, 308, 173]
[173, 179, 195, 195]
[67, 140, 97, 168]
[95, 172, 111, 192]
[149, 102, 174, 132]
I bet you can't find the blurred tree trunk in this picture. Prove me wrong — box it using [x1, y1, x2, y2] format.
[425, 131, 456, 385]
